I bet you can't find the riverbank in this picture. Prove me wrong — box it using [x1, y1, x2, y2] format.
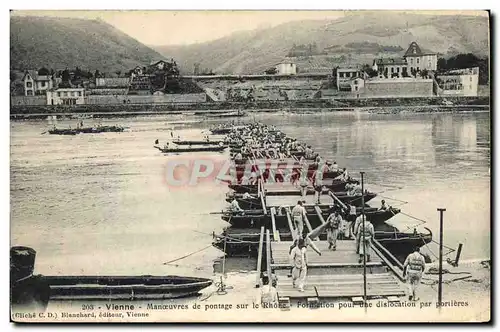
[10, 96, 489, 119]
[182, 259, 491, 322]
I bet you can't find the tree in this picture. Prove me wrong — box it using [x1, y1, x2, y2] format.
[437, 53, 489, 85]
[62, 69, 70, 82]
[38, 67, 50, 76]
[362, 64, 377, 78]
[115, 70, 122, 77]
[420, 69, 429, 79]
[94, 70, 101, 78]
[437, 57, 447, 71]
[10, 71, 17, 82]
[265, 67, 277, 75]
[74, 67, 83, 79]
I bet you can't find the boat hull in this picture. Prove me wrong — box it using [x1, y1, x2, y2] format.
[213, 227, 431, 261]
[226, 191, 376, 208]
[12, 275, 213, 302]
[222, 208, 400, 228]
[154, 146, 227, 153]
[173, 140, 224, 146]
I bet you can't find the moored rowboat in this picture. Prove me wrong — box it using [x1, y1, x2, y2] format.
[173, 140, 224, 146]
[154, 145, 227, 153]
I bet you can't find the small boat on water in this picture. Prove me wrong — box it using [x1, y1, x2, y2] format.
[48, 129, 78, 135]
[210, 128, 232, 135]
[228, 178, 359, 194]
[154, 145, 227, 153]
[173, 140, 225, 146]
[166, 120, 202, 125]
[10, 246, 213, 309]
[205, 110, 246, 118]
[212, 224, 432, 262]
[46, 125, 125, 135]
[43, 275, 213, 301]
[226, 190, 376, 208]
[221, 207, 401, 229]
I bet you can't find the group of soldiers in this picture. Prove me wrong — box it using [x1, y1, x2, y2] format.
[290, 200, 375, 262]
[288, 200, 425, 301]
[224, 123, 426, 303]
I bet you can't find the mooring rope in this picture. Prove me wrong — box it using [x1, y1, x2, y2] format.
[162, 244, 213, 265]
[192, 229, 249, 243]
[398, 211, 429, 225]
[421, 267, 475, 286]
[377, 194, 409, 205]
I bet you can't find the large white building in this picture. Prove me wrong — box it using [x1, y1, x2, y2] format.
[46, 88, 86, 105]
[436, 67, 479, 97]
[403, 41, 438, 73]
[336, 66, 363, 91]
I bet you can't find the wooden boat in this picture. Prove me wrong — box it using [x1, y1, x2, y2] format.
[228, 178, 359, 193]
[173, 140, 224, 146]
[375, 224, 433, 263]
[226, 192, 375, 209]
[230, 162, 344, 179]
[221, 207, 401, 229]
[212, 223, 431, 261]
[154, 145, 227, 153]
[210, 128, 232, 135]
[226, 190, 376, 208]
[205, 110, 246, 118]
[10, 246, 213, 308]
[48, 129, 78, 135]
[96, 125, 125, 133]
[11, 275, 213, 304]
[226, 187, 375, 204]
[166, 120, 201, 125]
[47, 126, 125, 135]
[43, 275, 213, 300]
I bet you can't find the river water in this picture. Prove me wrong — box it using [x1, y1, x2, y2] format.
[10, 111, 490, 278]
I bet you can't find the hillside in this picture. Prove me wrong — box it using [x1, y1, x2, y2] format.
[153, 12, 489, 74]
[10, 16, 165, 73]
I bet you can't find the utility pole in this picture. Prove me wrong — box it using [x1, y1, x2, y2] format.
[437, 208, 446, 311]
[360, 172, 367, 307]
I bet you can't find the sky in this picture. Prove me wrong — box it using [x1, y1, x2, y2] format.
[10, 10, 488, 46]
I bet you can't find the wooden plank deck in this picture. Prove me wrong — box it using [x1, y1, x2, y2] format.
[262, 183, 335, 198]
[271, 241, 382, 268]
[266, 194, 334, 207]
[271, 240, 406, 300]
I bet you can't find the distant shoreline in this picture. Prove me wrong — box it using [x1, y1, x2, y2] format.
[10, 96, 490, 120]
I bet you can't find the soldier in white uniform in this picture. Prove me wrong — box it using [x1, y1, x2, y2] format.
[299, 169, 309, 201]
[291, 201, 307, 239]
[290, 238, 308, 292]
[229, 198, 244, 213]
[403, 247, 426, 301]
[356, 218, 375, 263]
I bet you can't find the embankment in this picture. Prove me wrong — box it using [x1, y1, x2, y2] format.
[10, 96, 489, 119]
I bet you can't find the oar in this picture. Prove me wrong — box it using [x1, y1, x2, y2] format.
[41, 131, 47, 135]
